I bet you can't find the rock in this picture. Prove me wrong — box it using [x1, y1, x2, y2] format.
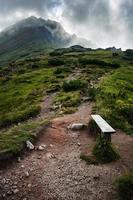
[50, 144, 54, 148]
[46, 153, 56, 159]
[7, 191, 12, 195]
[77, 143, 81, 146]
[18, 157, 21, 162]
[27, 184, 32, 188]
[68, 123, 85, 131]
[25, 171, 30, 177]
[38, 146, 45, 151]
[21, 165, 25, 168]
[26, 141, 34, 150]
[41, 144, 47, 148]
[13, 189, 19, 194]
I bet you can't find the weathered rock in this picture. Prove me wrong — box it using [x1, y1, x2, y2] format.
[26, 141, 34, 150]
[68, 123, 86, 131]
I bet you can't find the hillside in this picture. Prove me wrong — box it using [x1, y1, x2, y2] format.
[0, 16, 93, 67]
[0, 47, 133, 199]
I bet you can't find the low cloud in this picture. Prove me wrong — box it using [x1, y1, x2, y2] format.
[0, 0, 133, 49]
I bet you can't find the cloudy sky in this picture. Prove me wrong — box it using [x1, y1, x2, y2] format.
[0, 0, 132, 49]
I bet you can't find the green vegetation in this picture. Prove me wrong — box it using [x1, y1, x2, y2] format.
[0, 120, 49, 156]
[92, 135, 120, 163]
[0, 67, 70, 128]
[48, 57, 65, 66]
[62, 79, 87, 92]
[115, 173, 133, 200]
[0, 47, 132, 158]
[96, 66, 133, 135]
[80, 154, 98, 165]
[79, 58, 121, 68]
[54, 91, 81, 108]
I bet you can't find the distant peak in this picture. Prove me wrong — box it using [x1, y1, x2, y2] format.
[27, 16, 37, 20]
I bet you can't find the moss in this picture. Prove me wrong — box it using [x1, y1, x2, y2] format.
[115, 173, 133, 200]
[92, 135, 120, 163]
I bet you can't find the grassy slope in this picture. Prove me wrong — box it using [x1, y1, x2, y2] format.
[0, 48, 132, 156]
[96, 66, 133, 134]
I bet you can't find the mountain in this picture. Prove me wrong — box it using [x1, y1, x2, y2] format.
[0, 16, 93, 65]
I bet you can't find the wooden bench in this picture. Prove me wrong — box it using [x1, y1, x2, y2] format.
[91, 115, 116, 142]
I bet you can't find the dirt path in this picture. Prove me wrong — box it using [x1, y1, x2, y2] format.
[0, 103, 133, 200]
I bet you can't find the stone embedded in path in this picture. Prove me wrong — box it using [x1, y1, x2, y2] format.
[68, 123, 86, 131]
[26, 141, 34, 150]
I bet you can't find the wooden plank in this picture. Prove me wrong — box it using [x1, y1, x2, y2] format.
[91, 115, 116, 134]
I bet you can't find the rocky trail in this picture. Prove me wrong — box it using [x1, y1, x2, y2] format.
[0, 101, 133, 200]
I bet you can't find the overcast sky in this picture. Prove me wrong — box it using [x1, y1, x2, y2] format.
[0, 0, 132, 49]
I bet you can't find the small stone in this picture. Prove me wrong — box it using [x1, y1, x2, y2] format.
[7, 191, 12, 195]
[41, 144, 47, 148]
[77, 143, 81, 146]
[21, 165, 25, 168]
[27, 184, 32, 188]
[50, 144, 53, 148]
[46, 153, 53, 159]
[25, 172, 30, 177]
[2, 193, 6, 197]
[26, 141, 34, 150]
[18, 157, 21, 162]
[38, 146, 45, 151]
[68, 123, 85, 131]
[13, 189, 19, 194]
[12, 185, 17, 189]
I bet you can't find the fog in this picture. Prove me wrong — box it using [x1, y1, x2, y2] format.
[0, 0, 133, 49]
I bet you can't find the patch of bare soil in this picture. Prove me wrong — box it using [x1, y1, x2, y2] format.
[0, 103, 133, 200]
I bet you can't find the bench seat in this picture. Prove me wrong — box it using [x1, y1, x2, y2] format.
[91, 114, 116, 135]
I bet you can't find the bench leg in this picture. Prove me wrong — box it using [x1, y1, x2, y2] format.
[101, 133, 111, 142]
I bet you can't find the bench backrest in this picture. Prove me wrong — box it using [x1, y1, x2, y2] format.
[91, 115, 116, 134]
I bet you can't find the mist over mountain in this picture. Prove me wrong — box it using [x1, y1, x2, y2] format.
[0, 16, 93, 56]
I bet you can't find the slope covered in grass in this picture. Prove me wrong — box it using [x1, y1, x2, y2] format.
[96, 66, 133, 134]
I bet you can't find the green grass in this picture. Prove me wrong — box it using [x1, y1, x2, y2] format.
[54, 91, 81, 108]
[92, 135, 120, 163]
[95, 66, 133, 135]
[115, 172, 133, 200]
[80, 154, 99, 165]
[0, 47, 132, 158]
[0, 120, 49, 155]
[0, 67, 69, 128]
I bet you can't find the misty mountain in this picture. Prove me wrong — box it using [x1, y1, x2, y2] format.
[0, 16, 93, 57]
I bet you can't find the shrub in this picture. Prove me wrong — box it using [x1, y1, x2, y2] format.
[79, 58, 120, 68]
[92, 135, 120, 163]
[88, 87, 97, 100]
[62, 79, 87, 91]
[48, 58, 64, 66]
[115, 173, 133, 200]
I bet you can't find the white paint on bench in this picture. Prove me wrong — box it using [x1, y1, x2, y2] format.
[91, 115, 116, 134]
